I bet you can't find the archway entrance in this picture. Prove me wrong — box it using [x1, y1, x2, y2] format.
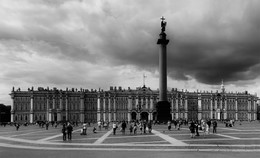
[140, 112, 149, 121]
[54, 113, 57, 122]
[131, 112, 137, 120]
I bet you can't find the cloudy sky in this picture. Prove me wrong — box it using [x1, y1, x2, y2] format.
[1, 0, 260, 105]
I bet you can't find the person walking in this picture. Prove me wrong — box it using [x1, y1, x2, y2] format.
[189, 121, 195, 138]
[61, 123, 67, 141]
[143, 121, 147, 134]
[121, 121, 127, 135]
[98, 120, 102, 131]
[167, 120, 171, 131]
[133, 122, 137, 134]
[104, 121, 108, 130]
[81, 123, 87, 135]
[147, 121, 152, 133]
[177, 120, 181, 130]
[195, 121, 200, 136]
[207, 120, 211, 133]
[138, 122, 143, 134]
[112, 121, 117, 135]
[67, 123, 73, 140]
[129, 122, 133, 135]
[213, 120, 217, 134]
[15, 123, 20, 131]
[46, 122, 49, 130]
[202, 121, 209, 137]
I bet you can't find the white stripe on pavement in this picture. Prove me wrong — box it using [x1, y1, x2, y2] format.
[93, 129, 112, 144]
[152, 130, 187, 146]
[216, 133, 240, 139]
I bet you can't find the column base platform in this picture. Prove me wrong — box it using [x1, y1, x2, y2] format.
[156, 101, 171, 123]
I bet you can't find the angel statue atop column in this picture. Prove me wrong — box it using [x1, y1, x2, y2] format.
[161, 16, 167, 32]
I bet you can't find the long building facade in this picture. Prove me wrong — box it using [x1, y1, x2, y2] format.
[10, 85, 258, 123]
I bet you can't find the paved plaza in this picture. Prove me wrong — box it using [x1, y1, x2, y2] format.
[1, 121, 260, 157]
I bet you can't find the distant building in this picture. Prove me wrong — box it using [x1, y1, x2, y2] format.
[0, 104, 11, 123]
[10, 83, 258, 123]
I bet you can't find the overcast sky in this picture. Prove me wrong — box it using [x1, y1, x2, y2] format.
[1, 0, 260, 105]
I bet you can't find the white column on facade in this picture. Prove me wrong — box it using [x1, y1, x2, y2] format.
[65, 95, 68, 121]
[141, 98, 143, 109]
[150, 97, 154, 111]
[103, 96, 106, 122]
[145, 97, 148, 110]
[50, 97, 55, 122]
[97, 95, 101, 122]
[175, 98, 178, 119]
[254, 99, 257, 120]
[57, 96, 62, 122]
[248, 99, 251, 121]
[48, 96, 52, 122]
[53, 97, 56, 110]
[135, 97, 138, 109]
[80, 95, 84, 123]
[29, 95, 34, 123]
[248, 99, 251, 111]
[127, 96, 132, 122]
[48, 111, 52, 121]
[235, 98, 238, 120]
[184, 97, 188, 120]
[171, 97, 174, 120]
[210, 99, 213, 119]
[215, 99, 218, 120]
[180, 98, 183, 109]
[224, 98, 227, 120]
[10, 94, 14, 122]
[46, 96, 49, 121]
[113, 97, 116, 121]
[59, 96, 62, 110]
[108, 96, 112, 122]
[214, 99, 217, 110]
[198, 94, 202, 120]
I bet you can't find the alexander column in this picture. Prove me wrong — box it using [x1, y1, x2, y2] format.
[156, 16, 171, 122]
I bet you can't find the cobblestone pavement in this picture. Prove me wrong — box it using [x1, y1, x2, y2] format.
[1, 121, 260, 152]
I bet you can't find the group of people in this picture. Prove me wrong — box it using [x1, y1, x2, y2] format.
[167, 120, 184, 131]
[61, 123, 73, 141]
[59, 119, 220, 141]
[189, 120, 218, 138]
[111, 120, 153, 135]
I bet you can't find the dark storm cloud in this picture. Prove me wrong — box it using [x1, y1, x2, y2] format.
[1, 0, 260, 87]
[97, 0, 260, 85]
[164, 1, 260, 85]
